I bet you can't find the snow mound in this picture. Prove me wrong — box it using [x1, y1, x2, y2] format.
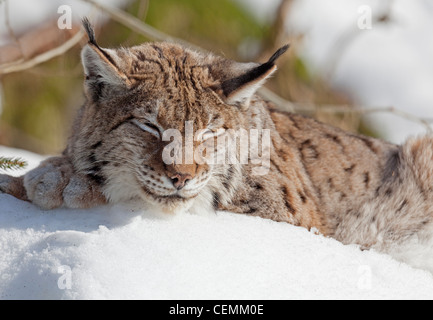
[1, 146, 433, 299]
[1, 194, 433, 299]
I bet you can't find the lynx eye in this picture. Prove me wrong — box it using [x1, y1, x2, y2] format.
[131, 119, 161, 139]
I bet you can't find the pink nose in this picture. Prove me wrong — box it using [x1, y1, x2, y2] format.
[170, 173, 192, 190]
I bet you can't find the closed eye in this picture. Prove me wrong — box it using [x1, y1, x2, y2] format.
[131, 119, 161, 139]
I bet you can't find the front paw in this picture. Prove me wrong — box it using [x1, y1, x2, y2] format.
[63, 174, 107, 209]
[23, 164, 71, 210]
[0, 174, 28, 201]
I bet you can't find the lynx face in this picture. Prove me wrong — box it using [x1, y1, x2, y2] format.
[70, 20, 287, 212]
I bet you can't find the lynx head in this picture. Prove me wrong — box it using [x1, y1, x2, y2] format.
[74, 18, 288, 213]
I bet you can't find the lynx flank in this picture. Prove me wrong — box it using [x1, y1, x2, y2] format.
[2, 19, 433, 272]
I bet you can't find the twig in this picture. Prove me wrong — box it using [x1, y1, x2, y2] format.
[290, 103, 433, 133]
[0, 156, 27, 171]
[80, 0, 205, 53]
[257, 87, 296, 112]
[0, 29, 85, 74]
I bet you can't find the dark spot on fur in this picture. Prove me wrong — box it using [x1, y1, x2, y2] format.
[281, 186, 296, 215]
[382, 148, 401, 183]
[300, 139, 311, 148]
[223, 165, 235, 191]
[86, 153, 105, 185]
[88, 172, 105, 185]
[385, 187, 393, 197]
[363, 172, 370, 188]
[290, 116, 301, 130]
[270, 159, 284, 174]
[297, 190, 307, 203]
[245, 207, 257, 214]
[151, 44, 165, 59]
[397, 199, 408, 212]
[375, 186, 380, 197]
[325, 133, 344, 147]
[300, 139, 319, 160]
[316, 186, 322, 200]
[248, 178, 263, 190]
[349, 210, 361, 218]
[344, 164, 356, 174]
[90, 141, 102, 150]
[355, 135, 378, 154]
[422, 219, 430, 226]
[212, 192, 220, 209]
[136, 51, 146, 61]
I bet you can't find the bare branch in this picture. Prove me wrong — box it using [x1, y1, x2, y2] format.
[257, 87, 296, 112]
[289, 103, 432, 133]
[80, 0, 205, 53]
[0, 28, 84, 74]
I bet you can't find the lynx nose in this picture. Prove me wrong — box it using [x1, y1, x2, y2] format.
[170, 173, 192, 190]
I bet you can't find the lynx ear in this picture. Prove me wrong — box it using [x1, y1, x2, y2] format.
[80, 18, 130, 102]
[217, 45, 289, 106]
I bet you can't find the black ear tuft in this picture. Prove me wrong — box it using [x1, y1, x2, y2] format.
[219, 44, 290, 105]
[82, 17, 98, 47]
[267, 44, 290, 65]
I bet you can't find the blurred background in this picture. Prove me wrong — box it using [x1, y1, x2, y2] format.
[1, 0, 433, 155]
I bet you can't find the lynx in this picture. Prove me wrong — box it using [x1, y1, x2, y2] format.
[1, 19, 433, 272]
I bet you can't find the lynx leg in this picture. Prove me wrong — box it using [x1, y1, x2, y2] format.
[63, 174, 107, 209]
[0, 174, 28, 201]
[24, 156, 73, 209]
[23, 156, 107, 210]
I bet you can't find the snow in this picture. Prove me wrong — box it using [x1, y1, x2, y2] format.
[1, 146, 433, 299]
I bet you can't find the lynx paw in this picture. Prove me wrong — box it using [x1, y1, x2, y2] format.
[63, 175, 106, 209]
[24, 164, 71, 210]
[6, 156, 107, 210]
[0, 174, 28, 201]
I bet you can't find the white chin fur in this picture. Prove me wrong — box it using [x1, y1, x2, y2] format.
[384, 223, 433, 273]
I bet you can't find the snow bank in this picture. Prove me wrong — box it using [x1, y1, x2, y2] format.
[1, 146, 433, 300]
